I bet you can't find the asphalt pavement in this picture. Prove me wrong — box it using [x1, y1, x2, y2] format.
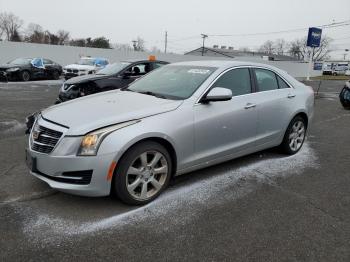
[0, 79, 349, 262]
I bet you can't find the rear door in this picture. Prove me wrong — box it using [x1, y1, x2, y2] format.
[193, 67, 258, 164]
[250, 68, 296, 146]
[43, 59, 55, 77]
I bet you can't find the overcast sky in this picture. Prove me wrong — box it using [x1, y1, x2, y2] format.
[0, 0, 349, 58]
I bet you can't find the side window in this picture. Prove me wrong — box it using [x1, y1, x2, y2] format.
[212, 68, 251, 96]
[277, 75, 290, 89]
[131, 63, 151, 75]
[43, 59, 52, 65]
[254, 69, 279, 92]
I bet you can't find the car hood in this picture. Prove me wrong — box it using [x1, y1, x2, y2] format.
[64, 64, 96, 70]
[65, 74, 109, 84]
[41, 90, 183, 135]
[0, 64, 24, 69]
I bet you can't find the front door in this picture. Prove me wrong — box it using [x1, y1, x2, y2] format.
[193, 68, 258, 165]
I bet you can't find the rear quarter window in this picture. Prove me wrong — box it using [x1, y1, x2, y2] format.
[277, 75, 291, 89]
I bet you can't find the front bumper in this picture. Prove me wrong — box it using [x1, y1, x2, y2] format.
[64, 71, 91, 79]
[26, 147, 116, 196]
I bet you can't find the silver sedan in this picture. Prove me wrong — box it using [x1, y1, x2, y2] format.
[26, 60, 314, 205]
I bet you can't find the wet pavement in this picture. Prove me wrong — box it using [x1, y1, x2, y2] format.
[0, 79, 349, 261]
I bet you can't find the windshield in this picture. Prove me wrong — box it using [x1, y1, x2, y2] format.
[128, 65, 217, 100]
[97, 62, 130, 75]
[77, 59, 95, 66]
[8, 58, 32, 65]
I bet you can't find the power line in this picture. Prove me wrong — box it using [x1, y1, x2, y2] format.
[167, 35, 199, 43]
[206, 20, 350, 37]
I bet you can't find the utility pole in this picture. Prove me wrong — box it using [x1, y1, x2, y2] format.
[164, 31, 168, 54]
[344, 49, 349, 61]
[201, 34, 208, 56]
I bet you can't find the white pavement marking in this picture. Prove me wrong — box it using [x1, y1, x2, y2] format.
[22, 143, 318, 242]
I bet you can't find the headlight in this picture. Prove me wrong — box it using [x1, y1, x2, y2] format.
[77, 120, 140, 156]
[6, 67, 20, 72]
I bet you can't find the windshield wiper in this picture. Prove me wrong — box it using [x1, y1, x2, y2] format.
[138, 91, 167, 99]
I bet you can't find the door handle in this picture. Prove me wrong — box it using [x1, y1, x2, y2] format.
[244, 103, 256, 109]
[287, 94, 296, 98]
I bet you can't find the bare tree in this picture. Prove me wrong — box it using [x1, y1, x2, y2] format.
[288, 39, 303, 60]
[114, 43, 133, 51]
[288, 36, 332, 61]
[133, 36, 145, 51]
[0, 12, 23, 40]
[57, 30, 70, 45]
[25, 23, 45, 43]
[259, 40, 274, 54]
[274, 39, 287, 55]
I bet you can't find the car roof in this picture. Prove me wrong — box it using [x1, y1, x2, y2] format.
[121, 59, 169, 64]
[80, 57, 108, 60]
[170, 60, 277, 69]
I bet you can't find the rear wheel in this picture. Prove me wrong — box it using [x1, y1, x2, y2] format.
[21, 71, 30, 81]
[113, 141, 172, 205]
[280, 116, 307, 155]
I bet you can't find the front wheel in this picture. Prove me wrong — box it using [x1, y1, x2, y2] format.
[280, 116, 307, 155]
[21, 71, 30, 81]
[113, 141, 172, 205]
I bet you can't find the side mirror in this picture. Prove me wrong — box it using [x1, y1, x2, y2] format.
[201, 87, 232, 103]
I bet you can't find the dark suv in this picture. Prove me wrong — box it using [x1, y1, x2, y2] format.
[56, 59, 168, 103]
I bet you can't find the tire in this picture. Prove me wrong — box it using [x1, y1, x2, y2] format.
[113, 141, 172, 205]
[52, 70, 60, 80]
[280, 116, 307, 155]
[21, 71, 30, 81]
[339, 86, 350, 110]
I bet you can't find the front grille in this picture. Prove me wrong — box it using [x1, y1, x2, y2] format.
[38, 170, 93, 185]
[31, 124, 63, 154]
[67, 69, 72, 73]
[73, 69, 78, 73]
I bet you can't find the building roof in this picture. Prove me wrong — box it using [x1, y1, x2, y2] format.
[184, 47, 299, 61]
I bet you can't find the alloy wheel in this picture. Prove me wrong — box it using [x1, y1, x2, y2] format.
[288, 120, 305, 152]
[126, 151, 169, 201]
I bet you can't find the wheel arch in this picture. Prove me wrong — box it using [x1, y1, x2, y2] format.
[114, 135, 178, 177]
[292, 111, 309, 128]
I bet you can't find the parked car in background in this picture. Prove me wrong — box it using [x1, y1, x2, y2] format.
[0, 58, 62, 81]
[322, 63, 333, 75]
[339, 81, 350, 109]
[323, 62, 349, 76]
[63, 57, 109, 79]
[26, 60, 314, 205]
[56, 58, 168, 103]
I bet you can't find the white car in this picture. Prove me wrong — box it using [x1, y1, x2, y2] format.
[63, 57, 109, 79]
[345, 69, 350, 76]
